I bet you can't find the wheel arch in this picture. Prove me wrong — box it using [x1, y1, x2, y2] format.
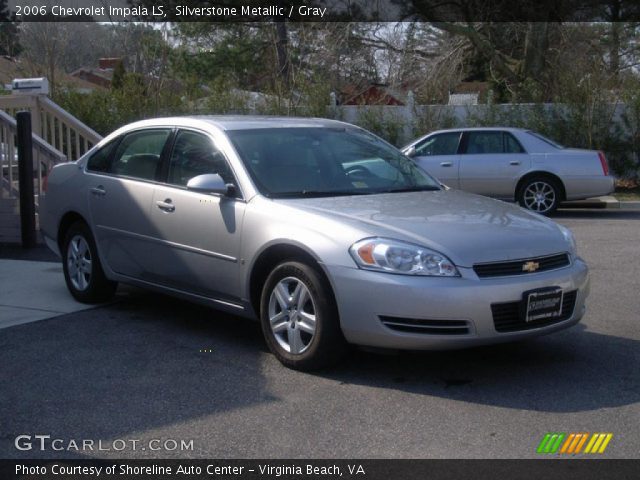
[57, 211, 90, 252]
[247, 242, 335, 319]
[515, 171, 567, 202]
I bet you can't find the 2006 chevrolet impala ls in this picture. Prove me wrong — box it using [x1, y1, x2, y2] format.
[40, 117, 589, 370]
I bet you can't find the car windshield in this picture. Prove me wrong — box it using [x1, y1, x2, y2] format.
[528, 131, 564, 149]
[227, 127, 441, 198]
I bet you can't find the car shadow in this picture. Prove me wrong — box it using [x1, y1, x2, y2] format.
[2, 289, 638, 459]
[554, 209, 640, 220]
[320, 322, 640, 414]
[0, 290, 273, 459]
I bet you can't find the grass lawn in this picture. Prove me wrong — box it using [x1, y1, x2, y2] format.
[614, 179, 640, 201]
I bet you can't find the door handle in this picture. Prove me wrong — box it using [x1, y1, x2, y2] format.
[90, 186, 106, 196]
[440, 161, 453, 167]
[156, 199, 175, 212]
[509, 161, 521, 166]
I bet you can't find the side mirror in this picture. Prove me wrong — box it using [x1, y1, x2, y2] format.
[186, 174, 236, 196]
[404, 146, 416, 158]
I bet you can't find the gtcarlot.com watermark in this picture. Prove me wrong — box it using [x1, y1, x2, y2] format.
[15, 434, 194, 452]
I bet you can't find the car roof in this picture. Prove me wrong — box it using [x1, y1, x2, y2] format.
[121, 115, 351, 131]
[428, 127, 527, 134]
[401, 127, 532, 150]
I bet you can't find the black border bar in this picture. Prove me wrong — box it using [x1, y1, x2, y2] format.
[5, 0, 640, 22]
[2, 459, 640, 480]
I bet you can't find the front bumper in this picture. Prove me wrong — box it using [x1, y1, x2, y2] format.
[327, 257, 589, 349]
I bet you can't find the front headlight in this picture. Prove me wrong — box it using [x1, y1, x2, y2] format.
[349, 238, 460, 276]
[558, 225, 578, 256]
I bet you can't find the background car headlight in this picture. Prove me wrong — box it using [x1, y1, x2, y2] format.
[349, 238, 459, 276]
[558, 225, 578, 256]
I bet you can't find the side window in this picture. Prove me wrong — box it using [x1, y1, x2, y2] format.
[110, 129, 171, 181]
[86, 140, 117, 173]
[414, 132, 460, 156]
[465, 132, 503, 154]
[504, 132, 525, 153]
[167, 130, 234, 187]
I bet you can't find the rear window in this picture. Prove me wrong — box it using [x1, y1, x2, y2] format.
[528, 131, 564, 149]
[504, 132, 526, 153]
[465, 131, 503, 154]
[463, 131, 526, 154]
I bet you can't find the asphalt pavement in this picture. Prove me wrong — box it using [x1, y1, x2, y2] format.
[1, 209, 638, 459]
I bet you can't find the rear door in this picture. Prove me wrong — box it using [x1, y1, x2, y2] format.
[411, 131, 462, 188]
[86, 128, 172, 279]
[458, 131, 530, 198]
[147, 129, 246, 303]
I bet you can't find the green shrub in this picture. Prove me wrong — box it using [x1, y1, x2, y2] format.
[354, 108, 406, 146]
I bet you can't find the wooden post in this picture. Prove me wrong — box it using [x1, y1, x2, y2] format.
[16, 111, 36, 248]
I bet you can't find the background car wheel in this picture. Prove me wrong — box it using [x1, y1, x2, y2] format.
[62, 221, 117, 303]
[518, 176, 561, 215]
[260, 261, 348, 371]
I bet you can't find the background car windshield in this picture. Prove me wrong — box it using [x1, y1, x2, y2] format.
[228, 127, 441, 197]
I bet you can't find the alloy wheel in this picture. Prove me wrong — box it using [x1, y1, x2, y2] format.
[67, 234, 93, 291]
[523, 181, 556, 213]
[268, 276, 317, 354]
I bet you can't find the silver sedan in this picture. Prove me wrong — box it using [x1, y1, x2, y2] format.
[41, 117, 589, 370]
[403, 127, 615, 214]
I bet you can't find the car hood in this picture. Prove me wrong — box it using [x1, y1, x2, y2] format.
[277, 189, 569, 267]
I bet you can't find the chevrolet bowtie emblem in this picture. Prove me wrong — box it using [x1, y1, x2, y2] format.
[522, 261, 540, 272]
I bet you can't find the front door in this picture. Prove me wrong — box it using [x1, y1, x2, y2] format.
[411, 131, 462, 188]
[148, 129, 245, 303]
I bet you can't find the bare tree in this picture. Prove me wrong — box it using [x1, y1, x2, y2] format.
[19, 22, 71, 93]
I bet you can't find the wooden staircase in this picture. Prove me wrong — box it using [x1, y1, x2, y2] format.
[0, 197, 21, 242]
[0, 93, 103, 243]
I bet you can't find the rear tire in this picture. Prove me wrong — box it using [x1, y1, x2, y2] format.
[517, 176, 561, 215]
[260, 261, 348, 371]
[62, 221, 117, 303]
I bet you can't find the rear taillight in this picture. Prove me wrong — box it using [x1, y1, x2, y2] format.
[598, 151, 609, 176]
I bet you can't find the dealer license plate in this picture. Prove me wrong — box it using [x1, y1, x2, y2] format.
[524, 287, 564, 323]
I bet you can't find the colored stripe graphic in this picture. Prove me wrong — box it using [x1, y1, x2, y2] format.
[585, 433, 614, 454]
[545, 434, 558, 453]
[540, 433, 613, 454]
[571, 433, 585, 453]
[537, 433, 565, 454]
[550, 433, 565, 453]
[597, 434, 613, 453]
[537, 434, 552, 453]
[560, 434, 575, 453]
[584, 434, 598, 453]
[574, 433, 589, 453]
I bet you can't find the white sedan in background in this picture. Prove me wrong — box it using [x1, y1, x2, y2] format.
[403, 128, 615, 214]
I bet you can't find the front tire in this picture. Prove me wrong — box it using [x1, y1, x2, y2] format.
[62, 221, 117, 303]
[260, 261, 348, 371]
[518, 176, 561, 215]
